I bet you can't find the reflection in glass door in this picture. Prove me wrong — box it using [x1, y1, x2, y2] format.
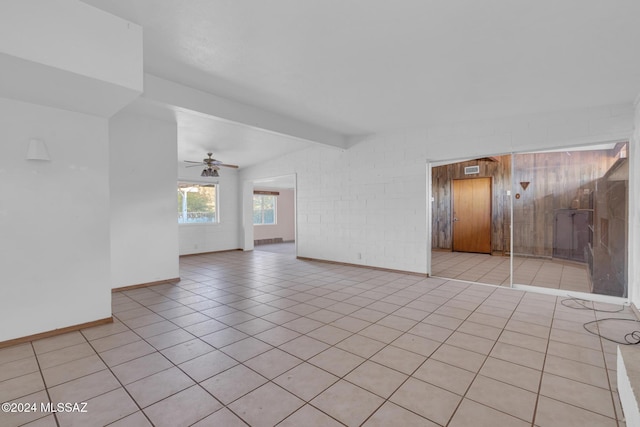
[511, 143, 629, 297]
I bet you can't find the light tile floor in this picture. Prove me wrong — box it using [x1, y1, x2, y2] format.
[1, 249, 633, 426]
[254, 243, 296, 256]
[432, 251, 591, 293]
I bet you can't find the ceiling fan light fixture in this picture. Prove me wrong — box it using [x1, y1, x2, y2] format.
[200, 166, 220, 177]
[187, 152, 237, 175]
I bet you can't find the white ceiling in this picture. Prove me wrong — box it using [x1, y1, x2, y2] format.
[253, 175, 296, 190]
[85, 1, 640, 165]
[119, 97, 315, 167]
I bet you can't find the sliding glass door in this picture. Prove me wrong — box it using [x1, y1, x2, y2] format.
[430, 142, 629, 300]
[511, 143, 628, 297]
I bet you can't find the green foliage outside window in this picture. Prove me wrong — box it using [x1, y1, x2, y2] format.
[253, 195, 276, 225]
[178, 183, 217, 223]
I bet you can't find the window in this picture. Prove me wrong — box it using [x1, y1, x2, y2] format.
[253, 194, 276, 225]
[177, 182, 218, 224]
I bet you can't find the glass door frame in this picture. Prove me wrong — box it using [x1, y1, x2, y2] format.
[427, 140, 630, 306]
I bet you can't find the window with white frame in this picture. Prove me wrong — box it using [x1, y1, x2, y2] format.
[177, 182, 218, 224]
[253, 193, 277, 225]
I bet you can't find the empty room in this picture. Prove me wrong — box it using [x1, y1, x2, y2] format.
[1, 1, 640, 427]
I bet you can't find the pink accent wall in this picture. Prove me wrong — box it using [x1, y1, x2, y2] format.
[254, 188, 295, 242]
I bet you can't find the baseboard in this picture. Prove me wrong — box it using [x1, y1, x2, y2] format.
[112, 277, 181, 293]
[296, 256, 427, 277]
[0, 317, 113, 349]
[179, 248, 242, 257]
[254, 238, 283, 245]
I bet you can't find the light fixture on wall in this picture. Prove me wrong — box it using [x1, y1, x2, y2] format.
[26, 138, 51, 161]
[201, 167, 219, 177]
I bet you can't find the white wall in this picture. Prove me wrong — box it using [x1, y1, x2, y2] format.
[240, 103, 635, 275]
[254, 188, 295, 242]
[109, 112, 179, 288]
[241, 135, 428, 273]
[0, 0, 142, 118]
[0, 0, 142, 91]
[241, 180, 255, 251]
[0, 97, 111, 342]
[178, 165, 240, 255]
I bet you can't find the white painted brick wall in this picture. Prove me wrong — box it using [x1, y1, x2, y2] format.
[241, 103, 634, 274]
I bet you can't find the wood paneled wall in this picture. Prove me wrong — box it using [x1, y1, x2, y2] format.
[511, 149, 616, 257]
[432, 156, 511, 253]
[432, 149, 617, 257]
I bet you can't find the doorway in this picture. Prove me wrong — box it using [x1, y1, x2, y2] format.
[452, 177, 492, 254]
[243, 174, 297, 258]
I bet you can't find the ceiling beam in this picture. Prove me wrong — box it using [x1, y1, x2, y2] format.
[143, 74, 347, 149]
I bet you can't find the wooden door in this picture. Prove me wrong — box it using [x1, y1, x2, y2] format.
[452, 177, 492, 254]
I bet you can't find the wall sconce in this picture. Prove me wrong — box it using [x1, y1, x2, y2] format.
[520, 181, 530, 191]
[26, 138, 51, 161]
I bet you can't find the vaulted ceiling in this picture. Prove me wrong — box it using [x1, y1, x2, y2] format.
[84, 0, 640, 166]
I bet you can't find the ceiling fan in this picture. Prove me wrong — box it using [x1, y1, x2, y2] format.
[184, 152, 239, 177]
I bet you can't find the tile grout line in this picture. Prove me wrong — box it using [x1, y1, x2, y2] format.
[357, 280, 508, 426]
[299, 279, 469, 426]
[240, 274, 450, 425]
[529, 294, 559, 427]
[79, 328, 157, 426]
[113, 273, 360, 426]
[442, 287, 530, 426]
[592, 305, 625, 427]
[199, 268, 452, 425]
[30, 340, 61, 427]
[2, 250, 619, 427]
[126, 275, 538, 426]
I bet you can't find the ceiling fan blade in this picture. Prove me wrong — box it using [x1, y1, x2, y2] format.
[220, 164, 239, 169]
[185, 164, 205, 168]
[184, 160, 203, 164]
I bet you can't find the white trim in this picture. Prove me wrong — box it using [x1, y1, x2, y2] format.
[512, 284, 629, 305]
[619, 347, 640, 427]
[253, 193, 277, 225]
[430, 151, 510, 168]
[426, 161, 433, 276]
[509, 153, 514, 289]
[430, 276, 629, 305]
[293, 173, 298, 258]
[177, 180, 219, 225]
[429, 138, 629, 168]
[516, 138, 629, 155]
[430, 276, 503, 290]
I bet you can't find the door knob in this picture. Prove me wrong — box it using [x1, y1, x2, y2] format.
[453, 217, 459, 222]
